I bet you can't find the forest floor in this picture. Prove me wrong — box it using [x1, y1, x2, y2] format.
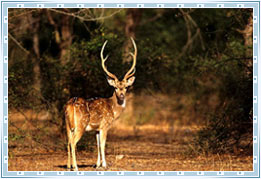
[8, 111, 252, 171]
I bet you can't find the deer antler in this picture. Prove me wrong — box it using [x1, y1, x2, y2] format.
[124, 37, 137, 80]
[101, 40, 118, 80]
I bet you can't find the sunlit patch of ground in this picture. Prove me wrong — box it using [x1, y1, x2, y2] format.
[8, 117, 252, 171]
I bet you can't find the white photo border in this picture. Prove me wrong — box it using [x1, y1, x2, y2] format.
[0, 1, 259, 177]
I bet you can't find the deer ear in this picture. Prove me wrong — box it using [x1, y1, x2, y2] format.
[126, 76, 135, 87]
[107, 77, 116, 87]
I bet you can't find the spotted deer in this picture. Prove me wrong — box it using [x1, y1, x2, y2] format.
[65, 38, 137, 171]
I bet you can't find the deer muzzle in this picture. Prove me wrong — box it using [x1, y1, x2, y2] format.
[119, 94, 124, 100]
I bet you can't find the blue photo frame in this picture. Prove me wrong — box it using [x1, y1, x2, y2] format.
[0, 0, 259, 178]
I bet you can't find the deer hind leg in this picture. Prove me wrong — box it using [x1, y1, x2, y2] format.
[96, 132, 101, 168]
[71, 139, 78, 171]
[71, 129, 84, 171]
[100, 129, 108, 168]
[67, 141, 71, 170]
[65, 119, 73, 170]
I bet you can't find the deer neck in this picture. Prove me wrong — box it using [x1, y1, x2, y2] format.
[111, 92, 126, 119]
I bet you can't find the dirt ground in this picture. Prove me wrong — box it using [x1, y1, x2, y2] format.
[8, 112, 252, 171]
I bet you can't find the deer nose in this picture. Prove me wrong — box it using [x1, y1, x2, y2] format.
[120, 94, 124, 99]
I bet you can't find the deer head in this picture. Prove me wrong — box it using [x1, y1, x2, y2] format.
[101, 38, 137, 103]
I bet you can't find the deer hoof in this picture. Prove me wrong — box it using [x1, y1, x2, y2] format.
[93, 164, 101, 169]
[72, 167, 78, 171]
[102, 165, 107, 169]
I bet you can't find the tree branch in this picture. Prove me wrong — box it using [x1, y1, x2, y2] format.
[175, 9, 205, 61]
[47, 8, 123, 22]
[8, 33, 30, 55]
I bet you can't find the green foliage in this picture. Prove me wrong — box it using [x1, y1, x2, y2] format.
[187, 30, 252, 153]
[9, 55, 34, 109]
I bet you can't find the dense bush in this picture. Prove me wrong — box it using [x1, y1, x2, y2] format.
[191, 58, 252, 154]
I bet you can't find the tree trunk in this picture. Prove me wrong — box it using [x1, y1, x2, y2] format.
[28, 11, 42, 93]
[46, 9, 73, 65]
[59, 9, 73, 65]
[123, 9, 142, 62]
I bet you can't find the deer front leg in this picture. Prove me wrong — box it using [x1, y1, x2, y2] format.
[67, 142, 71, 170]
[100, 130, 108, 168]
[96, 132, 101, 168]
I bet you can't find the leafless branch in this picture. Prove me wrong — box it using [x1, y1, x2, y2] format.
[47, 8, 123, 22]
[8, 9, 38, 20]
[175, 9, 205, 61]
[140, 12, 162, 25]
[8, 33, 30, 55]
[184, 10, 205, 50]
